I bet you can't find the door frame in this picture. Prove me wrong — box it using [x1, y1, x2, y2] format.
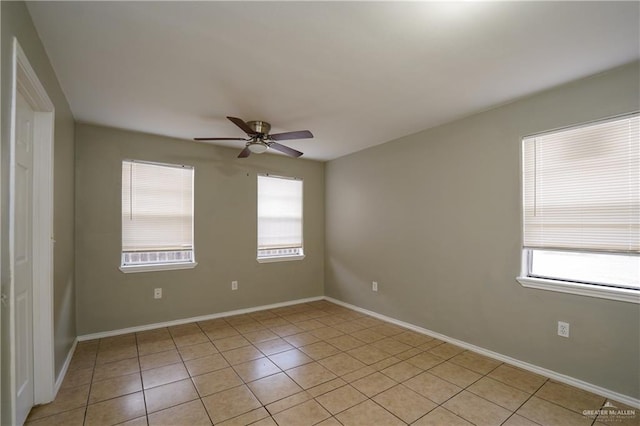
[8, 37, 55, 424]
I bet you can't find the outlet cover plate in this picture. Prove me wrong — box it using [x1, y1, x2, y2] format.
[232, 281, 238, 291]
[557, 321, 570, 338]
[154, 288, 162, 299]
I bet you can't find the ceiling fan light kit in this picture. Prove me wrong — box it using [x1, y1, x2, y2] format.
[248, 141, 269, 154]
[195, 116, 313, 158]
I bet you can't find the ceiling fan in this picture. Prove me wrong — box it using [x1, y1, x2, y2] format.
[195, 116, 313, 158]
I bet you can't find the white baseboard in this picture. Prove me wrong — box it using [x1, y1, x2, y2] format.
[54, 337, 78, 396]
[324, 296, 640, 409]
[72, 293, 638, 408]
[77, 296, 324, 341]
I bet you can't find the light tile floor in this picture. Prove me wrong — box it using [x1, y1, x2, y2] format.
[26, 301, 636, 425]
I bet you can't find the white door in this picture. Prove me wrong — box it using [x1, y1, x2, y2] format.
[14, 91, 35, 425]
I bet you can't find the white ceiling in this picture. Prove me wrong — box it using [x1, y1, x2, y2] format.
[27, 1, 639, 161]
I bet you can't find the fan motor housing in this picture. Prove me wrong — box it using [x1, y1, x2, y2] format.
[247, 120, 271, 135]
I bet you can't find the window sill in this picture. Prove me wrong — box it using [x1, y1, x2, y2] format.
[517, 276, 639, 304]
[257, 254, 305, 264]
[120, 262, 198, 274]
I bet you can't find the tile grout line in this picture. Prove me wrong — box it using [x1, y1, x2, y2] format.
[134, 332, 150, 426]
[83, 343, 99, 426]
[189, 321, 217, 383]
[190, 318, 224, 425]
[499, 378, 549, 426]
[515, 379, 608, 426]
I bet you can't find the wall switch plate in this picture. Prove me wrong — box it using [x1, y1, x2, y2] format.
[154, 288, 162, 299]
[231, 281, 238, 291]
[557, 321, 570, 338]
[372, 281, 378, 292]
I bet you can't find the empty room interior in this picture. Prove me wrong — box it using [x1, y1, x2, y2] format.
[1, 1, 639, 425]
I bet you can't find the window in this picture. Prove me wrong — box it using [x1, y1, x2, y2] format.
[257, 174, 304, 262]
[518, 114, 639, 303]
[121, 160, 196, 272]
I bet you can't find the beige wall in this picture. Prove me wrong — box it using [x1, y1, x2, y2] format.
[74, 123, 324, 335]
[325, 62, 640, 398]
[1, 1, 76, 422]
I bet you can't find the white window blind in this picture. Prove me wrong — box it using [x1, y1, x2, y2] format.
[122, 160, 194, 266]
[257, 174, 303, 258]
[522, 114, 639, 254]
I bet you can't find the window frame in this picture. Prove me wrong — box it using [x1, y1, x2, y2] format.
[256, 173, 305, 264]
[517, 113, 640, 304]
[517, 251, 639, 304]
[119, 159, 197, 274]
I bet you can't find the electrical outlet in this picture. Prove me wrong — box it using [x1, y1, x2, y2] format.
[372, 281, 378, 292]
[557, 321, 570, 338]
[154, 288, 162, 299]
[231, 281, 238, 291]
